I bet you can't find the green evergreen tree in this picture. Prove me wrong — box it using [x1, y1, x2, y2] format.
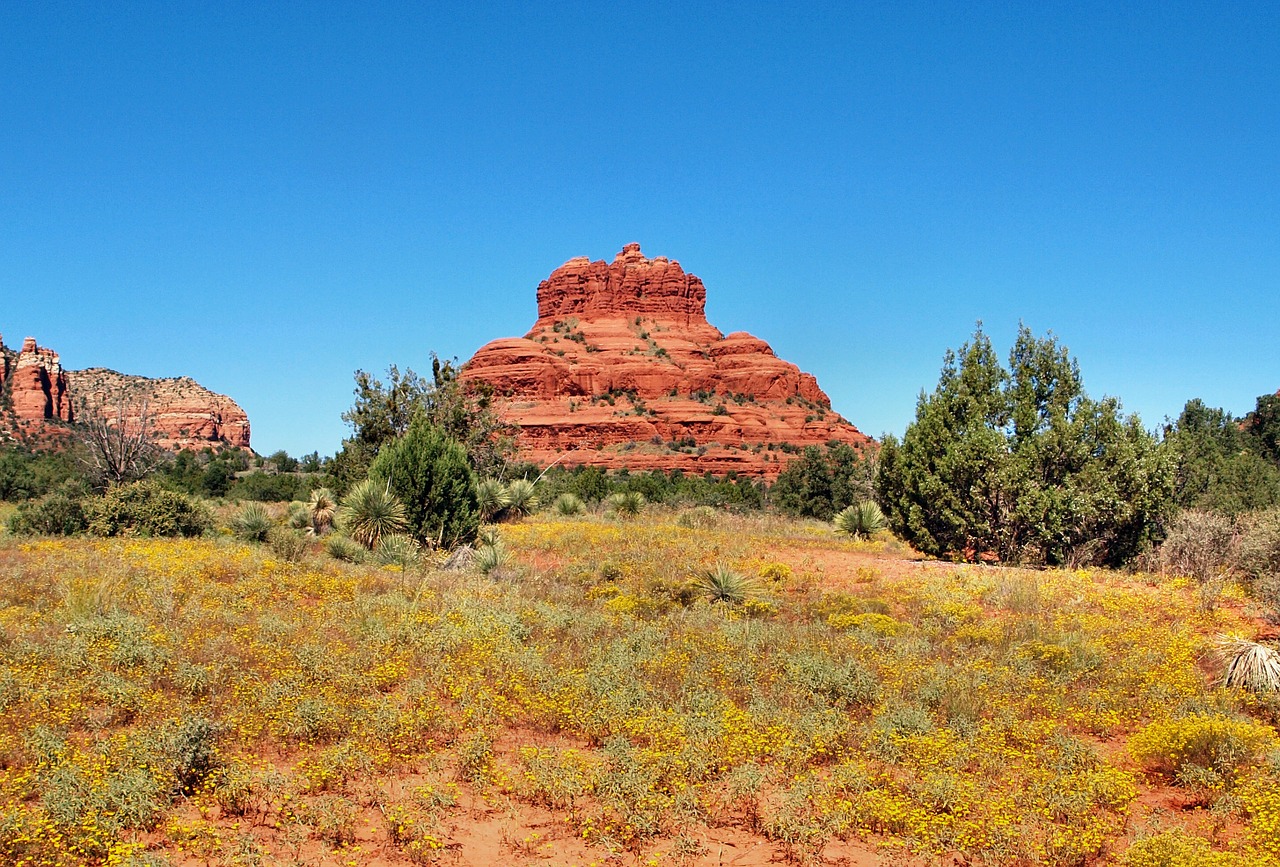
[1246, 393, 1280, 466]
[1164, 398, 1280, 514]
[878, 325, 1172, 567]
[369, 417, 479, 548]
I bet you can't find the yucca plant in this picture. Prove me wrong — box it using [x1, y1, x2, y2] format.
[375, 533, 422, 569]
[325, 534, 366, 563]
[553, 492, 586, 516]
[339, 479, 409, 550]
[834, 500, 887, 540]
[477, 525, 501, 548]
[607, 490, 646, 518]
[285, 501, 311, 531]
[696, 563, 757, 606]
[474, 539, 511, 577]
[476, 478, 511, 522]
[307, 487, 337, 536]
[1217, 635, 1280, 693]
[504, 479, 538, 518]
[230, 502, 273, 542]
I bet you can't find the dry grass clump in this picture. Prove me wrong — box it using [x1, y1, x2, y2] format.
[1217, 635, 1280, 693]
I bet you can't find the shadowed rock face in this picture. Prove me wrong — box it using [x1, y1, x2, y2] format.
[460, 244, 870, 479]
[4, 336, 73, 424]
[1, 333, 250, 451]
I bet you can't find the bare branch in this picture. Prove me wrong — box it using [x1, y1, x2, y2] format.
[74, 384, 165, 486]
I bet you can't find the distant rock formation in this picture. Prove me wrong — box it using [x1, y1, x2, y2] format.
[460, 244, 870, 478]
[1, 332, 250, 451]
[2, 336, 73, 427]
[72, 367, 251, 452]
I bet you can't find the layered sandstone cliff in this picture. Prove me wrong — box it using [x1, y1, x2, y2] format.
[71, 368, 251, 452]
[460, 244, 870, 478]
[1, 333, 250, 451]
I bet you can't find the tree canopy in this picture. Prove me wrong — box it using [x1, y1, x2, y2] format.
[330, 355, 514, 490]
[877, 325, 1173, 567]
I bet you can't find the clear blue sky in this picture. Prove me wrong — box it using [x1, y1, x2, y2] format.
[3, 2, 1277, 457]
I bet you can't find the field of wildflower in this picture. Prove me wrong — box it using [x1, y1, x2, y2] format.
[1, 508, 1279, 865]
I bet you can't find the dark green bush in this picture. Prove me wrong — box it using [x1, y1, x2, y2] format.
[7, 488, 88, 536]
[370, 417, 479, 548]
[84, 482, 211, 538]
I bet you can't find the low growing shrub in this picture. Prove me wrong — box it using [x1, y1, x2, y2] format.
[266, 527, 308, 562]
[7, 489, 87, 536]
[84, 482, 211, 538]
[1128, 713, 1277, 781]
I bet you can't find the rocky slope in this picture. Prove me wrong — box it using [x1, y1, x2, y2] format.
[1, 333, 250, 451]
[460, 244, 870, 478]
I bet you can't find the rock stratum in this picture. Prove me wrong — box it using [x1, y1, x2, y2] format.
[1, 333, 251, 451]
[460, 244, 870, 478]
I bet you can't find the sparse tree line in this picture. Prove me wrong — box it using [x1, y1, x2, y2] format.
[3, 328, 1280, 595]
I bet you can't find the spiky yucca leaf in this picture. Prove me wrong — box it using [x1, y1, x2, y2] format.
[308, 487, 337, 535]
[476, 478, 511, 522]
[375, 533, 422, 569]
[231, 502, 273, 542]
[325, 534, 366, 563]
[477, 526, 501, 548]
[554, 492, 586, 516]
[696, 563, 758, 605]
[607, 491, 645, 518]
[474, 540, 511, 576]
[340, 479, 409, 550]
[1216, 635, 1280, 693]
[285, 501, 311, 531]
[504, 479, 538, 518]
[834, 500, 887, 540]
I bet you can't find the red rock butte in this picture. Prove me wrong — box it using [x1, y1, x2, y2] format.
[1, 332, 251, 451]
[460, 244, 871, 479]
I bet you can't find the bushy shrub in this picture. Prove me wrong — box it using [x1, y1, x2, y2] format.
[230, 470, 309, 502]
[84, 482, 211, 538]
[1120, 829, 1235, 867]
[1159, 510, 1236, 583]
[1236, 508, 1280, 585]
[676, 506, 718, 529]
[7, 489, 87, 536]
[266, 527, 308, 562]
[1128, 713, 1277, 780]
[370, 418, 479, 547]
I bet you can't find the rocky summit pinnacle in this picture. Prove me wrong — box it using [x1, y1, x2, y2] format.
[460, 245, 869, 479]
